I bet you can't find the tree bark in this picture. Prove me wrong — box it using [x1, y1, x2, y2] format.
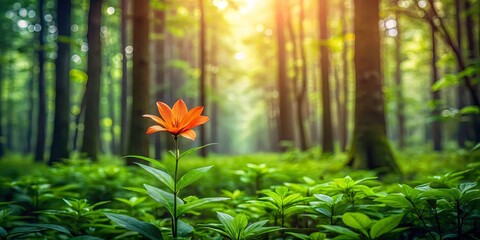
[34, 0, 46, 162]
[394, 4, 405, 149]
[456, 0, 467, 148]
[275, 0, 295, 150]
[339, 0, 349, 152]
[348, 0, 399, 173]
[430, 18, 442, 151]
[298, 0, 309, 150]
[81, 0, 103, 160]
[49, 0, 72, 164]
[126, 0, 151, 165]
[210, 8, 219, 153]
[154, 2, 165, 160]
[319, 0, 334, 153]
[199, 0, 208, 157]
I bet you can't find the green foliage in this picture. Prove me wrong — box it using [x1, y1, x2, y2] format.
[105, 213, 163, 240]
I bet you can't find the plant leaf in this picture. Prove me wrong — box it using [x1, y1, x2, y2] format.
[137, 163, 174, 192]
[179, 143, 217, 159]
[105, 213, 163, 240]
[177, 220, 194, 237]
[320, 225, 360, 238]
[370, 214, 404, 239]
[342, 212, 372, 231]
[123, 155, 166, 169]
[144, 184, 183, 217]
[177, 197, 229, 216]
[176, 166, 213, 192]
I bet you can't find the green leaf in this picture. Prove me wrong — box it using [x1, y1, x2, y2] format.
[123, 187, 147, 194]
[176, 166, 213, 192]
[123, 155, 166, 169]
[23, 224, 72, 236]
[460, 106, 480, 115]
[144, 184, 183, 216]
[314, 194, 334, 205]
[69, 236, 105, 240]
[137, 163, 174, 191]
[105, 213, 163, 240]
[370, 214, 404, 239]
[177, 220, 194, 237]
[320, 225, 360, 239]
[342, 212, 372, 231]
[179, 143, 217, 159]
[177, 197, 229, 216]
[0, 227, 6, 237]
[217, 212, 236, 238]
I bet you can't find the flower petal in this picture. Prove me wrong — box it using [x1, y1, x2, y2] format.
[172, 99, 188, 121]
[185, 116, 209, 130]
[180, 129, 196, 140]
[143, 114, 167, 127]
[156, 102, 173, 125]
[179, 106, 204, 129]
[146, 125, 167, 134]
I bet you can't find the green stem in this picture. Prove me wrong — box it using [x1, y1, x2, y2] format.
[456, 200, 462, 238]
[173, 136, 179, 239]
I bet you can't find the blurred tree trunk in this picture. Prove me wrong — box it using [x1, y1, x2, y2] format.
[199, 0, 208, 157]
[107, 66, 117, 154]
[464, 0, 480, 143]
[430, 17, 442, 151]
[34, 0, 46, 162]
[72, 90, 86, 151]
[6, 60, 13, 152]
[348, 0, 399, 173]
[0, 55, 4, 158]
[120, 0, 130, 155]
[456, 0, 467, 148]
[49, 0, 72, 164]
[275, 0, 295, 150]
[338, 0, 349, 152]
[319, 0, 333, 154]
[298, 0, 309, 150]
[126, 0, 151, 165]
[394, 4, 405, 149]
[81, 0, 103, 160]
[210, 10, 219, 153]
[26, 68, 34, 153]
[154, 1, 165, 160]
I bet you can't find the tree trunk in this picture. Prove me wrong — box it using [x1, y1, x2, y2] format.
[464, 0, 480, 143]
[34, 0, 46, 162]
[298, 0, 309, 150]
[199, 0, 208, 157]
[319, 0, 334, 153]
[0, 54, 4, 158]
[120, 0, 130, 155]
[210, 10, 219, 153]
[430, 19, 442, 151]
[49, 0, 71, 164]
[154, 2, 165, 160]
[348, 0, 399, 173]
[126, 0, 150, 165]
[339, 0, 349, 152]
[394, 5, 405, 149]
[456, 0, 467, 148]
[72, 88, 86, 151]
[81, 0, 103, 160]
[26, 68, 34, 153]
[275, 0, 295, 150]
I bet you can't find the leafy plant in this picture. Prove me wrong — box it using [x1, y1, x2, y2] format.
[203, 211, 280, 240]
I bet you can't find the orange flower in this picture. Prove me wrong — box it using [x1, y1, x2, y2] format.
[143, 99, 209, 140]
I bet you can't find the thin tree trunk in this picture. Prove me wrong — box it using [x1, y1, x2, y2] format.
[339, 0, 349, 151]
[456, 0, 467, 148]
[72, 89, 86, 151]
[348, 0, 399, 173]
[49, 0, 72, 164]
[430, 18, 442, 151]
[394, 5, 405, 149]
[210, 10, 219, 153]
[199, 0, 208, 157]
[0, 54, 4, 158]
[34, 0, 46, 162]
[81, 0, 103, 160]
[154, 3, 165, 160]
[464, 0, 480, 143]
[319, 0, 334, 153]
[275, 0, 295, 150]
[120, 0, 130, 155]
[298, 0, 309, 150]
[26, 68, 34, 153]
[126, 0, 150, 165]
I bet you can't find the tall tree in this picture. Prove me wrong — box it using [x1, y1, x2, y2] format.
[126, 0, 151, 165]
[455, 0, 467, 148]
[275, 0, 295, 150]
[34, 0, 46, 162]
[297, 0, 309, 150]
[338, 0, 349, 152]
[199, 0, 208, 157]
[319, 0, 334, 153]
[348, 0, 399, 172]
[0, 52, 4, 158]
[49, 0, 72, 164]
[394, 2, 405, 149]
[430, 11, 442, 151]
[154, 1, 166, 160]
[120, 0, 130, 155]
[81, 0, 104, 160]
